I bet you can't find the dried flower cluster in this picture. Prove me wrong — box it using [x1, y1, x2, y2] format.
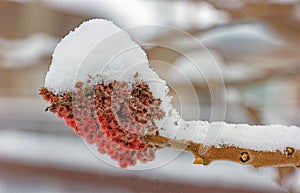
[39, 80, 165, 168]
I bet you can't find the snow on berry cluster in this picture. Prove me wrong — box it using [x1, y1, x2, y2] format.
[39, 79, 164, 168]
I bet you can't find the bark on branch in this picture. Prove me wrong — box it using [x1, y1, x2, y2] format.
[143, 135, 300, 168]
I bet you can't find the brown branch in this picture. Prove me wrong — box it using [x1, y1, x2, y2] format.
[143, 135, 300, 168]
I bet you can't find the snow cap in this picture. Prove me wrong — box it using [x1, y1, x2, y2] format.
[45, 19, 165, 98]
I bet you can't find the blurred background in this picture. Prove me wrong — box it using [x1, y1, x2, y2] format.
[0, 0, 300, 192]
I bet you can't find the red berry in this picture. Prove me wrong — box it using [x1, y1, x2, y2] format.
[39, 80, 164, 168]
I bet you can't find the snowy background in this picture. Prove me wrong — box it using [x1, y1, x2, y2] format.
[0, 0, 300, 193]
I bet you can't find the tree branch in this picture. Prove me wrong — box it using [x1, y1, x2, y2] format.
[143, 135, 300, 168]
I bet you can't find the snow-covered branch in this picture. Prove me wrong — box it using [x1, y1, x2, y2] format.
[40, 19, 300, 169]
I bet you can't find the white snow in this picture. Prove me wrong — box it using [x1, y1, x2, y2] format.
[45, 18, 172, 119]
[160, 118, 300, 151]
[45, 18, 300, 153]
[45, 19, 167, 100]
[0, 33, 58, 69]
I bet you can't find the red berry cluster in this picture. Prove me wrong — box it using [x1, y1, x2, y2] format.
[39, 80, 164, 168]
